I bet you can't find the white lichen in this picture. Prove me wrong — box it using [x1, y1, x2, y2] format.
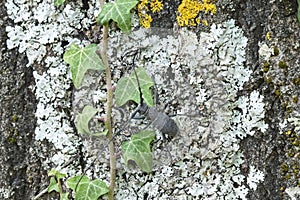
[103, 19, 267, 199]
[285, 187, 300, 200]
[247, 165, 264, 191]
[0, 187, 11, 199]
[5, 0, 99, 173]
[258, 42, 273, 61]
[287, 111, 300, 132]
[232, 90, 268, 138]
[33, 66, 74, 151]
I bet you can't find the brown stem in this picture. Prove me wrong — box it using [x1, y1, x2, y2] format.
[99, 1, 116, 199]
[58, 178, 63, 199]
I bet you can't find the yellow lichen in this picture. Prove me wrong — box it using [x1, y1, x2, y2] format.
[138, 0, 163, 28]
[12, 114, 18, 122]
[150, 0, 163, 13]
[202, 19, 208, 26]
[266, 31, 271, 41]
[286, 130, 292, 136]
[139, 13, 153, 28]
[138, 0, 216, 28]
[139, 0, 150, 10]
[177, 0, 217, 27]
[203, 0, 217, 13]
[292, 95, 298, 104]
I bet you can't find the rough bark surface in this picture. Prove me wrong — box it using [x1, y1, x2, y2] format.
[0, 0, 299, 199]
[0, 1, 55, 199]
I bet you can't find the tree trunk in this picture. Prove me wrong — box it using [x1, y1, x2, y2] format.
[0, 0, 299, 199]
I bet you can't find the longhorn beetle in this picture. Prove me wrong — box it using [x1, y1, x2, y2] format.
[131, 72, 179, 140]
[112, 49, 179, 141]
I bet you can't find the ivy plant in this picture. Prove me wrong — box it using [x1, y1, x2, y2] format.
[63, 44, 105, 89]
[115, 67, 154, 107]
[54, 0, 65, 7]
[97, 0, 138, 33]
[67, 175, 109, 200]
[48, 168, 68, 200]
[47, 168, 109, 200]
[122, 130, 156, 172]
[47, 0, 156, 200]
[77, 105, 108, 136]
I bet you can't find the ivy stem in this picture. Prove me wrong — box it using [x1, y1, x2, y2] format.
[58, 178, 63, 199]
[99, 1, 116, 199]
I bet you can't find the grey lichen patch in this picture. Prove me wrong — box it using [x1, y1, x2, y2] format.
[5, 0, 100, 175]
[76, 19, 267, 199]
[33, 65, 74, 150]
[285, 186, 300, 200]
[6, 0, 97, 67]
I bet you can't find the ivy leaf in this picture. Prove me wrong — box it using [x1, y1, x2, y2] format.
[48, 168, 66, 180]
[48, 177, 59, 193]
[77, 106, 107, 136]
[77, 105, 106, 136]
[92, 129, 108, 137]
[97, 0, 138, 33]
[115, 67, 154, 107]
[67, 175, 109, 200]
[61, 193, 69, 200]
[54, 0, 65, 6]
[63, 44, 105, 89]
[122, 130, 155, 172]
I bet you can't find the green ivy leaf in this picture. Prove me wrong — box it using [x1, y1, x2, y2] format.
[63, 44, 105, 89]
[92, 129, 108, 137]
[48, 168, 66, 180]
[48, 177, 59, 193]
[97, 0, 138, 33]
[77, 105, 97, 135]
[61, 193, 69, 200]
[54, 0, 65, 6]
[115, 67, 154, 107]
[122, 130, 155, 172]
[77, 105, 106, 136]
[67, 175, 109, 200]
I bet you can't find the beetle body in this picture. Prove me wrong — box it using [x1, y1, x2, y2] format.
[147, 107, 179, 137]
